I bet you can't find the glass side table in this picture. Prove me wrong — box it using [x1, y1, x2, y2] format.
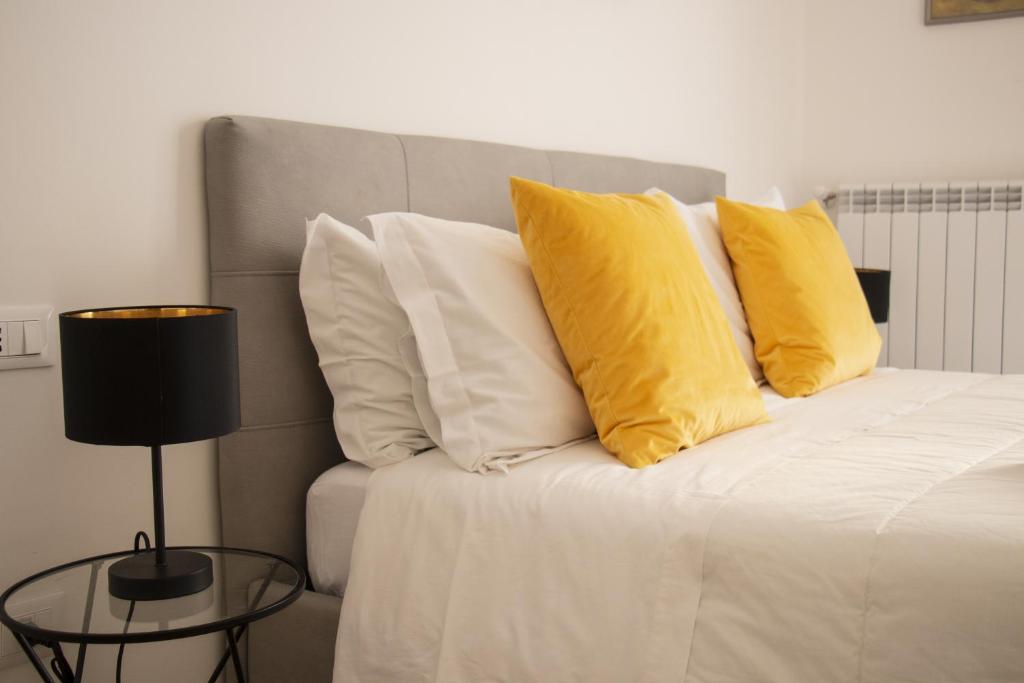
[0, 546, 302, 683]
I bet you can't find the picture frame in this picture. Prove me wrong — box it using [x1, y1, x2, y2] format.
[926, 0, 1024, 24]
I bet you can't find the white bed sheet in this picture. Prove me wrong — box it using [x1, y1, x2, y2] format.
[308, 386, 787, 598]
[307, 460, 373, 597]
[334, 369, 1024, 682]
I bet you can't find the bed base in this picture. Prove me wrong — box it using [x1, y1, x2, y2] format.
[248, 589, 341, 682]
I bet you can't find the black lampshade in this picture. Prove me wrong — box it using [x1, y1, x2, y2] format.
[856, 269, 891, 324]
[59, 306, 240, 446]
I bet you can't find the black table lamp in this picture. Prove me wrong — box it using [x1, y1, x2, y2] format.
[59, 306, 240, 601]
[855, 268, 891, 323]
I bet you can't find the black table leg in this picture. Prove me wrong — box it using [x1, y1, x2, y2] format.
[74, 561, 98, 683]
[206, 626, 249, 683]
[49, 642, 75, 682]
[207, 623, 250, 683]
[207, 644, 229, 683]
[226, 627, 245, 683]
[207, 560, 280, 682]
[12, 633, 56, 682]
[12, 633, 81, 683]
[72, 643, 87, 683]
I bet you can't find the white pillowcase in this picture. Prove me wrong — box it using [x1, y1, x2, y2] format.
[647, 187, 785, 383]
[370, 212, 594, 473]
[299, 213, 434, 468]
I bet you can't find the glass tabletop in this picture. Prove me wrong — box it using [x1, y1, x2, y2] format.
[0, 547, 302, 645]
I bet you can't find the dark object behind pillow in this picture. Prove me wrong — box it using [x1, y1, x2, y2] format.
[856, 269, 891, 323]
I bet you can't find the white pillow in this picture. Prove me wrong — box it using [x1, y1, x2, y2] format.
[647, 187, 785, 383]
[299, 213, 434, 468]
[370, 212, 594, 473]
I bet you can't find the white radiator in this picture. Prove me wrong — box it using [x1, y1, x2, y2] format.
[836, 181, 1024, 373]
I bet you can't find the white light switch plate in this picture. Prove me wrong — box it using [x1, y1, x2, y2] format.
[0, 306, 55, 371]
[6, 321, 25, 356]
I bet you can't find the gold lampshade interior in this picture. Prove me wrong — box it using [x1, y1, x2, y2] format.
[67, 307, 228, 320]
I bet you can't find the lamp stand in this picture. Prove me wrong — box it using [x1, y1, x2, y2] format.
[107, 445, 214, 601]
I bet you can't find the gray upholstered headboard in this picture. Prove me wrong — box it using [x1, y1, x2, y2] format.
[204, 115, 725, 572]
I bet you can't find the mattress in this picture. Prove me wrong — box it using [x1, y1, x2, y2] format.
[306, 460, 373, 597]
[334, 369, 1024, 682]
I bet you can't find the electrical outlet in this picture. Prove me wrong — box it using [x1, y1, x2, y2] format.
[0, 593, 61, 669]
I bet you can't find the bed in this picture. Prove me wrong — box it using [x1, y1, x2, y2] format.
[204, 114, 725, 681]
[204, 116, 1024, 682]
[337, 370, 1024, 682]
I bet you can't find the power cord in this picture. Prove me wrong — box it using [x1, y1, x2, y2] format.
[115, 531, 150, 683]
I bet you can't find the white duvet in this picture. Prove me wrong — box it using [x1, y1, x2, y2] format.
[334, 369, 1024, 682]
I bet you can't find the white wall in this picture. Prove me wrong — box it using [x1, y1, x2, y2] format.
[803, 0, 1024, 190]
[0, 1, 806, 679]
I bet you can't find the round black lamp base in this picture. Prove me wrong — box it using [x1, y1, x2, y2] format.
[108, 550, 213, 601]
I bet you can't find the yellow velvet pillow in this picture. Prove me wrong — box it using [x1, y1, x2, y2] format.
[510, 177, 767, 468]
[716, 198, 881, 398]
